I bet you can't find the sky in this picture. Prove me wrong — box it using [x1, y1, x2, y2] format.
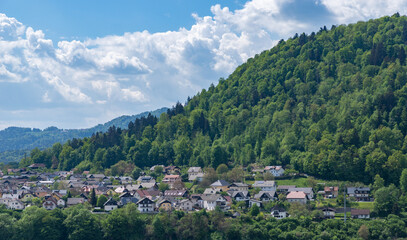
[0, 0, 407, 130]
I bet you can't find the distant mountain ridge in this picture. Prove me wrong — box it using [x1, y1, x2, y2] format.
[0, 107, 168, 162]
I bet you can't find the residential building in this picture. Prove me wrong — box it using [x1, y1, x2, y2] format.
[286, 191, 308, 204]
[264, 166, 285, 177]
[347, 187, 371, 201]
[157, 199, 173, 211]
[201, 194, 228, 211]
[136, 197, 155, 213]
[351, 209, 370, 219]
[228, 182, 249, 192]
[252, 181, 276, 192]
[210, 180, 230, 192]
[288, 187, 314, 199]
[253, 191, 278, 202]
[177, 199, 193, 212]
[231, 191, 250, 202]
[188, 167, 204, 182]
[104, 198, 118, 211]
[271, 206, 287, 219]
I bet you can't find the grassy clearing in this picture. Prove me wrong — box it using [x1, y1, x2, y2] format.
[355, 202, 374, 210]
[184, 182, 194, 189]
[275, 178, 309, 187]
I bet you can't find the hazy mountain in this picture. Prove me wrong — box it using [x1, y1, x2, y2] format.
[0, 107, 168, 162]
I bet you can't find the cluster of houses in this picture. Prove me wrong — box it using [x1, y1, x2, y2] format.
[0, 165, 372, 219]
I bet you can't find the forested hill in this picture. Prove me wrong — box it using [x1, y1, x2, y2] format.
[26, 14, 407, 185]
[0, 107, 167, 162]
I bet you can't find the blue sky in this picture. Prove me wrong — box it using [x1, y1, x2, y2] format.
[0, 0, 247, 42]
[0, 0, 406, 130]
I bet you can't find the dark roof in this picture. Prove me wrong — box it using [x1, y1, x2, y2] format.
[210, 180, 230, 187]
[104, 197, 118, 206]
[351, 209, 370, 215]
[347, 187, 370, 194]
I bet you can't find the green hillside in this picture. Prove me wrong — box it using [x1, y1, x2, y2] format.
[25, 14, 407, 185]
[0, 107, 167, 162]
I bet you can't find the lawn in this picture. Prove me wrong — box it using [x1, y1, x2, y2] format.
[355, 201, 374, 210]
[184, 182, 194, 189]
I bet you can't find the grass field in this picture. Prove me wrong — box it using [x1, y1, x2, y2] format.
[355, 201, 374, 210]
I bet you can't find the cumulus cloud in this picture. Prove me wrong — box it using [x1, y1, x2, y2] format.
[320, 0, 407, 23]
[1, 0, 407, 129]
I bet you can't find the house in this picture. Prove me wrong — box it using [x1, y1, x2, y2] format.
[228, 183, 249, 192]
[321, 207, 335, 219]
[210, 180, 230, 192]
[162, 175, 181, 188]
[157, 199, 173, 211]
[271, 206, 287, 219]
[43, 197, 58, 210]
[57, 198, 65, 207]
[252, 181, 276, 192]
[86, 174, 106, 181]
[136, 197, 155, 213]
[164, 166, 181, 175]
[177, 199, 194, 212]
[253, 191, 278, 202]
[67, 198, 86, 207]
[264, 166, 285, 177]
[28, 163, 46, 169]
[351, 209, 370, 219]
[249, 199, 262, 208]
[323, 186, 339, 198]
[119, 192, 139, 206]
[286, 191, 308, 204]
[277, 185, 296, 193]
[188, 167, 204, 182]
[347, 187, 371, 201]
[0, 198, 25, 210]
[104, 198, 118, 211]
[203, 188, 220, 195]
[164, 190, 188, 200]
[231, 191, 250, 202]
[134, 189, 160, 200]
[201, 194, 228, 211]
[137, 176, 156, 184]
[288, 187, 314, 199]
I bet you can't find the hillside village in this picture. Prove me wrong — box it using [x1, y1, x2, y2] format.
[0, 164, 373, 219]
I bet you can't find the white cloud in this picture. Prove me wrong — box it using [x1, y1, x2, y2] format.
[320, 0, 407, 23]
[1, 0, 407, 129]
[42, 91, 51, 103]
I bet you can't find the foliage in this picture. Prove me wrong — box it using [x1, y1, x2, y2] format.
[19, 15, 407, 186]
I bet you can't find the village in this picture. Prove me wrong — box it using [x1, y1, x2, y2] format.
[0, 163, 373, 220]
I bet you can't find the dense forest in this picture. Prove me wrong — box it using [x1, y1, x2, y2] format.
[0, 203, 406, 240]
[0, 108, 167, 163]
[23, 14, 407, 185]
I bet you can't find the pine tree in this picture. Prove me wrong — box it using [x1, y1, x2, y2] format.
[90, 188, 97, 207]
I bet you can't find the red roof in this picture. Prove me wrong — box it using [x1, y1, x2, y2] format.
[286, 191, 306, 199]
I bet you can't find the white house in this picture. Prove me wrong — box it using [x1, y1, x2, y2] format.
[271, 206, 287, 219]
[136, 197, 155, 213]
[264, 166, 285, 177]
[177, 199, 194, 212]
[286, 191, 308, 204]
[188, 167, 204, 182]
[43, 198, 58, 210]
[0, 198, 25, 210]
[201, 194, 228, 211]
[252, 181, 276, 191]
[104, 198, 118, 211]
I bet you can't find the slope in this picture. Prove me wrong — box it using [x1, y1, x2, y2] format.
[25, 14, 407, 185]
[0, 107, 168, 162]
